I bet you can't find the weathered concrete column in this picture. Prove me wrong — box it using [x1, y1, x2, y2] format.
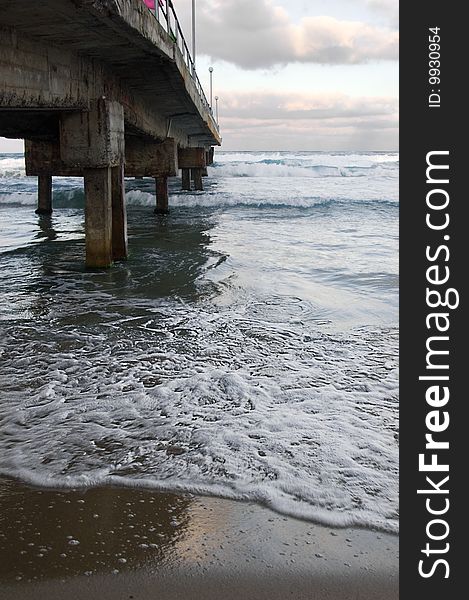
[84, 167, 113, 268]
[60, 99, 125, 268]
[207, 147, 215, 166]
[155, 176, 169, 214]
[125, 138, 178, 180]
[35, 175, 53, 215]
[178, 148, 206, 191]
[181, 168, 191, 190]
[111, 164, 128, 261]
[192, 168, 204, 191]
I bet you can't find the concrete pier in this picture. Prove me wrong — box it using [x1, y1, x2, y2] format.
[35, 176, 53, 215]
[0, 0, 221, 267]
[155, 176, 169, 215]
[84, 168, 113, 268]
[192, 168, 204, 191]
[181, 168, 191, 191]
[179, 148, 206, 192]
[111, 164, 128, 261]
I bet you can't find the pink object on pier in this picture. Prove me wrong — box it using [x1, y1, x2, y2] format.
[143, 0, 155, 9]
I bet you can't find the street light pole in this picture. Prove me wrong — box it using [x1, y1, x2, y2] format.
[192, 0, 196, 70]
[209, 67, 213, 108]
[215, 96, 219, 125]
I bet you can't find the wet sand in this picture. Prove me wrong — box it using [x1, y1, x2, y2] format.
[0, 477, 398, 600]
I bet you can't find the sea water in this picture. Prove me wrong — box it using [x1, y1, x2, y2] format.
[0, 151, 399, 533]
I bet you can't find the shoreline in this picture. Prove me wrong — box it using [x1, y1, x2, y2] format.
[0, 476, 398, 600]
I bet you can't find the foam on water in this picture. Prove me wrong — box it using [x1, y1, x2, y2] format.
[212, 151, 398, 167]
[0, 300, 398, 532]
[0, 150, 399, 533]
[0, 155, 25, 178]
[210, 160, 398, 180]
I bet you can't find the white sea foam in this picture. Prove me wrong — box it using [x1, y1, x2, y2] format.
[0, 183, 395, 209]
[0, 191, 37, 205]
[214, 152, 398, 168]
[0, 155, 25, 178]
[125, 189, 156, 207]
[0, 298, 398, 532]
[209, 161, 398, 179]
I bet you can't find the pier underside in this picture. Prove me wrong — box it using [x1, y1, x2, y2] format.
[0, 0, 220, 267]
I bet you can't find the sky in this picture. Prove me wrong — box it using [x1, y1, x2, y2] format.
[0, 0, 398, 152]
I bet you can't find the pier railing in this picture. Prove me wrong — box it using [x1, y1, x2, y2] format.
[145, 0, 219, 131]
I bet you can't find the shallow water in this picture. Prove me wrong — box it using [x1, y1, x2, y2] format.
[0, 151, 399, 532]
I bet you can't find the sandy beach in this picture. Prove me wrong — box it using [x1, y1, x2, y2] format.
[0, 477, 398, 600]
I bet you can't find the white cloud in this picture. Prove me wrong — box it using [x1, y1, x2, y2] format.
[292, 16, 398, 65]
[216, 90, 398, 150]
[178, 0, 398, 69]
[364, 0, 399, 26]
[220, 90, 397, 119]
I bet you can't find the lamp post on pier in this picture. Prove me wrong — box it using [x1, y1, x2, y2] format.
[215, 96, 219, 125]
[209, 67, 214, 108]
[192, 0, 196, 69]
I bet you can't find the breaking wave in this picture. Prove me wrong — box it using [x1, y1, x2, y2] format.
[0, 151, 399, 209]
[209, 160, 398, 179]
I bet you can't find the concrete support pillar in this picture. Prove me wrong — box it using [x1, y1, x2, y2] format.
[125, 138, 178, 179]
[61, 99, 125, 268]
[84, 167, 113, 268]
[192, 168, 204, 191]
[181, 168, 191, 190]
[178, 148, 206, 191]
[155, 176, 169, 214]
[35, 175, 53, 215]
[111, 164, 128, 261]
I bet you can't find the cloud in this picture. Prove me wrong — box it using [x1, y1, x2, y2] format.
[220, 90, 397, 121]
[177, 0, 398, 69]
[364, 1, 399, 26]
[215, 90, 398, 150]
[292, 16, 398, 65]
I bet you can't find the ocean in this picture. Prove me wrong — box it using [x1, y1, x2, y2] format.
[0, 150, 399, 533]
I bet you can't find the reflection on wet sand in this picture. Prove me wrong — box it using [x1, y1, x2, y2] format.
[0, 477, 398, 600]
[0, 477, 191, 582]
